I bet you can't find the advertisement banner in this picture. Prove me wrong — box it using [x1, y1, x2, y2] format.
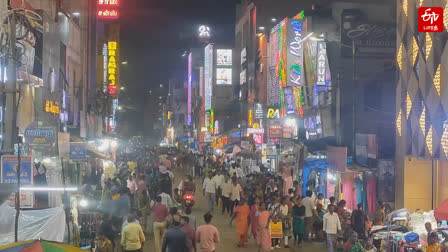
[269, 124, 283, 139]
[24, 121, 56, 151]
[254, 103, 264, 119]
[254, 133, 263, 146]
[341, 9, 395, 57]
[316, 42, 327, 86]
[216, 49, 232, 66]
[1, 155, 34, 208]
[327, 146, 347, 172]
[70, 142, 87, 161]
[204, 44, 213, 111]
[287, 19, 303, 87]
[283, 126, 294, 139]
[355, 133, 377, 167]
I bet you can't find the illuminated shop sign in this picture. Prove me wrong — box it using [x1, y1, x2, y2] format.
[188, 52, 192, 125]
[98, 0, 118, 6]
[45, 100, 60, 115]
[268, 19, 286, 107]
[204, 44, 213, 113]
[287, 19, 303, 87]
[216, 49, 232, 66]
[254, 133, 263, 146]
[107, 41, 118, 95]
[167, 111, 172, 120]
[247, 128, 264, 134]
[248, 109, 254, 126]
[240, 69, 247, 85]
[110, 98, 118, 131]
[97, 0, 119, 19]
[316, 42, 327, 85]
[266, 108, 280, 119]
[97, 9, 119, 18]
[216, 68, 232, 85]
[208, 109, 215, 134]
[241, 48, 247, 64]
[254, 103, 263, 119]
[199, 25, 211, 38]
[284, 87, 295, 115]
[103, 43, 108, 92]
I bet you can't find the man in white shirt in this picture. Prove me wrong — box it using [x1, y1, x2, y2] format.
[221, 176, 232, 215]
[301, 190, 315, 241]
[229, 177, 242, 214]
[323, 204, 341, 252]
[203, 173, 216, 212]
[212, 171, 225, 206]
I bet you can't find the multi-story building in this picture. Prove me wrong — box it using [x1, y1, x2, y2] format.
[395, 0, 448, 210]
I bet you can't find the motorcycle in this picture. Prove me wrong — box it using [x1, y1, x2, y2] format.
[183, 191, 195, 209]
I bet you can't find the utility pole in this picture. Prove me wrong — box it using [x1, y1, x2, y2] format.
[4, 11, 17, 153]
[352, 40, 357, 161]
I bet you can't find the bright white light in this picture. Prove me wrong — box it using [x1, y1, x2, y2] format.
[198, 25, 211, 38]
[271, 18, 277, 23]
[79, 199, 88, 207]
[121, 61, 128, 65]
[20, 187, 78, 191]
[259, 26, 265, 31]
[120, 86, 125, 90]
[159, 96, 162, 99]
[285, 118, 296, 127]
[160, 84, 164, 88]
[72, 12, 80, 16]
[42, 158, 52, 163]
[110, 140, 118, 148]
[118, 106, 123, 110]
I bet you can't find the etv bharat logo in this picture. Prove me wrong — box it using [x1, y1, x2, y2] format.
[418, 7, 443, 32]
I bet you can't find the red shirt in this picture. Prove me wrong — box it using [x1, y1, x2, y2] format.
[152, 203, 169, 222]
[182, 224, 196, 252]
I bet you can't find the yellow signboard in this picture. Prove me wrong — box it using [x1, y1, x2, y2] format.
[248, 109, 254, 126]
[45, 100, 60, 114]
[108, 41, 118, 94]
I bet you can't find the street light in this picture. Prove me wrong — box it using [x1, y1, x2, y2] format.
[160, 84, 164, 88]
[121, 61, 128, 65]
[120, 87, 125, 90]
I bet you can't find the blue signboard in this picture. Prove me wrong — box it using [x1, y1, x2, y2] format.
[1, 155, 33, 185]
[70, 142, 87, 161]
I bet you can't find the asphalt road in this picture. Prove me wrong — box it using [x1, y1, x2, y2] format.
[143, 170, 327, 252]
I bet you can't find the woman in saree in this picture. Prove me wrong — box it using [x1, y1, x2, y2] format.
[250, 197, 261, 239]
[257, 202, 272, 252]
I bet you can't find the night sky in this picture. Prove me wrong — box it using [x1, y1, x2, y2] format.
[118, 0, 239, 135]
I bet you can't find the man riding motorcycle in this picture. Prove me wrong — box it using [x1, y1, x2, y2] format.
[176, 175, 196, 208]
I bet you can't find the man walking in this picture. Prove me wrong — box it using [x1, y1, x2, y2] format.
[196, 213, 220, 252]
[181, 216, 197, 252]
[323, 205, 341, 252]
[203, 173, 216, 212]
[162, 215, 191, 252]
[302, 190, 315, 240]
[152, 196, 169, 252]
[121, 214, 145, 252]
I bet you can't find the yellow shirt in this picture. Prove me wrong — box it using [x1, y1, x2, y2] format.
[121, 222, 145, 251]
[423, 243, 442, 252]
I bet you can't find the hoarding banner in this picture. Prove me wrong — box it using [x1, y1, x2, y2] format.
[269, 124, 283, 138]
[341, 9, 395, 57]
[70, 142, 87, 161]
[316, 42, 327, 86]
[284, 87, 295, 115]
[216, 49, 232, 66]
[204, 44, 213, 111]
[24, 121, 56, 151]
[58, 132, 70, 159]
[254, 103, 264, 119]
[327, 146, 347, 172]
[216, 68, 232, 85]
[287, 19, 303, 87]
[1, 155, 33, 185]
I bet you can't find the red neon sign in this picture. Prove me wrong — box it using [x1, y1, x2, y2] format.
[98, 9, 119, 18]
[108, 86, 117, 95]
[98, 0, 119, 6]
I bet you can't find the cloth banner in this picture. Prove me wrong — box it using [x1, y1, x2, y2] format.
[0, 202, 65, 246]
[270, 222, 283, 238]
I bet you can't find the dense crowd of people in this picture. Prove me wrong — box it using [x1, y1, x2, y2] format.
[91, 145, 448, 252]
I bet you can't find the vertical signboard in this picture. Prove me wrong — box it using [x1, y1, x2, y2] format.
[254, 103, 264, 119]
[102, 43, 108, 92]
[97, 0, 119, 19]
[204, 44, 213, 121]
[216, 49, 232, 85]
[316, 42, 327, 86]
[107, 41, 118, 95]
[187, 52, 192, 125]
[284, 87, 295, 115]
[268, 19, 287, 107]
[1, 155, 34, 208]
[287, 19, 303, 87]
